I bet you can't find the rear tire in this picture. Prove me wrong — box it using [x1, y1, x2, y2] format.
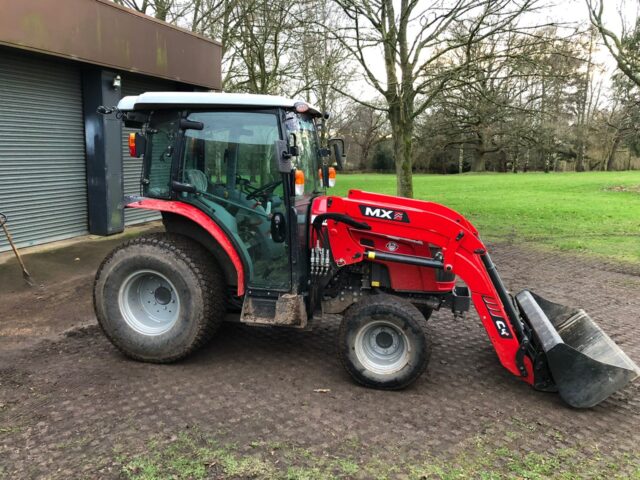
[338, 295, 431, 390]
[93, 233, 224, 362]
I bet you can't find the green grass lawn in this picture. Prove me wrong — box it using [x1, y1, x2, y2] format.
[331, 171, 640, 264]
[117, 429, 640, 480]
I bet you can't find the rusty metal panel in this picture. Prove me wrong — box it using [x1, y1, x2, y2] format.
[0, 0, 221, 90]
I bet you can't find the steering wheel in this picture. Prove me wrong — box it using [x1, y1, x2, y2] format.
[246, 180, 282, 201]
[234, 176, 254, 194]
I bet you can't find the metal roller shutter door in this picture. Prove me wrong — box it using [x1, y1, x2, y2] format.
[122, 76, 173, 226]
[0, 51, 87, 252]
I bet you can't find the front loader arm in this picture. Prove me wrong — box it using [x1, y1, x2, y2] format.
[313, 193, 535, 383]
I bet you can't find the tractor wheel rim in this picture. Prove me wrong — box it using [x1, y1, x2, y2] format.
[118, 269, 180, 336]
[354, 320, 410, 375]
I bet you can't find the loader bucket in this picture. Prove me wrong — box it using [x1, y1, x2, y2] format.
[516, 290, 640, 408]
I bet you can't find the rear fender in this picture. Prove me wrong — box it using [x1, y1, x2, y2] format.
[127, 199, 246, 296]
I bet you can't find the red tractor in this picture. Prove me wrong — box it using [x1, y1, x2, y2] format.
[95, 92, 639, 408]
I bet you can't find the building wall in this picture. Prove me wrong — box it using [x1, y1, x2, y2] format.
[0, 0, 221, 90]
[0, 47, 204, 252]
[0, 2, 221, 252]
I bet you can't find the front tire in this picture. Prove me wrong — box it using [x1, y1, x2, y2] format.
[93, 233, 224, 362]
[339, 295, 430, 389]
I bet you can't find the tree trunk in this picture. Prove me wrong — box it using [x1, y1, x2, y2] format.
[471, 129, 490, 172]
[576, 138, 586, 172]
[576, 30, 595, 173]
[471, 153, 486, 172]
[606, 135, 621, 171]
[389, 105, 413, 198]
[393, 124, 414, 198]
[154, 0, 170, 21]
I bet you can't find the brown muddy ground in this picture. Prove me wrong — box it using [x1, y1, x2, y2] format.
[0, 233, 639, 479]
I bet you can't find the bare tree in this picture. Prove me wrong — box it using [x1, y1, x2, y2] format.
[220, 0, 299, 95]
[113, 0, 189, 22]
[587, 0, 640, 87]
[187, 0, 242, 89]
[290, 0, 353, 141]
[329, 0, 539, 197]
[415, 26, 594, 173]
[113, 0, 152, 14]
[599, 73, 640, 170]
[335, 102, 389, 169]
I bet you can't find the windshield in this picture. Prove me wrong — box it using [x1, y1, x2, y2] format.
[284, 112, 321, 193]
[182, 110, 281, 190]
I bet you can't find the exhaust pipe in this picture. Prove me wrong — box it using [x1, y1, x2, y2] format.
[516, 290, 640, 408]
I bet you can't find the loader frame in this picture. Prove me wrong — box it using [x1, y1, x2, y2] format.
[309, 190, 541, 384]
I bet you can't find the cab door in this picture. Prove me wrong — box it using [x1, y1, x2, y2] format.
[176, 110, 292, 292]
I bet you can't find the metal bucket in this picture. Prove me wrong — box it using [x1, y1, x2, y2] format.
[516, 290, 640, 408]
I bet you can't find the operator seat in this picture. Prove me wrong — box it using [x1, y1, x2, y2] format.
[185, 169, 239, 234]
[184, 169, 254, 280]
[185, 169, 208, 193]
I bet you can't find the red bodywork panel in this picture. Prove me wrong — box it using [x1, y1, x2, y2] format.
[127, 199, 246, 296]
[312, 190, 534, 383]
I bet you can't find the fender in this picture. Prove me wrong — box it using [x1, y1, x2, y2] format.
[127, 198, 246, 296]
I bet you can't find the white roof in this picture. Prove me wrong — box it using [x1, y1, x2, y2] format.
[117, 91, 322, 116]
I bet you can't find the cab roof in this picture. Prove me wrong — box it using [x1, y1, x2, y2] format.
[117, 91, 323, 116]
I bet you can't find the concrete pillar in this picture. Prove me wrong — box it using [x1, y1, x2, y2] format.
[82, 69, 124, 235]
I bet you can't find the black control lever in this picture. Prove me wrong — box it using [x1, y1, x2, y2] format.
[312, 213, 371, 231]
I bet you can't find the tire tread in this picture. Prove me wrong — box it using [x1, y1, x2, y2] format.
[338, 294, 431, 390]
[93, 232, 225, 363]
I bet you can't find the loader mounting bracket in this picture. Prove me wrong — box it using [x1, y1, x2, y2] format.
[515, 338, 530, 377]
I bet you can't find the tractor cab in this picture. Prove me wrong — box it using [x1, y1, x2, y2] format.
[119, 92, 343, 325]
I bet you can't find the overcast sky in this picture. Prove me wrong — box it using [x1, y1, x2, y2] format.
[349, 0, 637, 103]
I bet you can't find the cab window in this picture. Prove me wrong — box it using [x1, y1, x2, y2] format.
[143, 111, 180, 198]
[284, 112, 321, 194]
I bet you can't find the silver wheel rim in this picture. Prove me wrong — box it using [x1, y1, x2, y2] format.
[354, 320, 410, 375]
[118, 269, 180, 336]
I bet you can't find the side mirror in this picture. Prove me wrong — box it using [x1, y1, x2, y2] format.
[128, 132, 146, 158]
[96, 105, 115, 115]
[328, 138, 346, 170]
[270, 212, 287, 243]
